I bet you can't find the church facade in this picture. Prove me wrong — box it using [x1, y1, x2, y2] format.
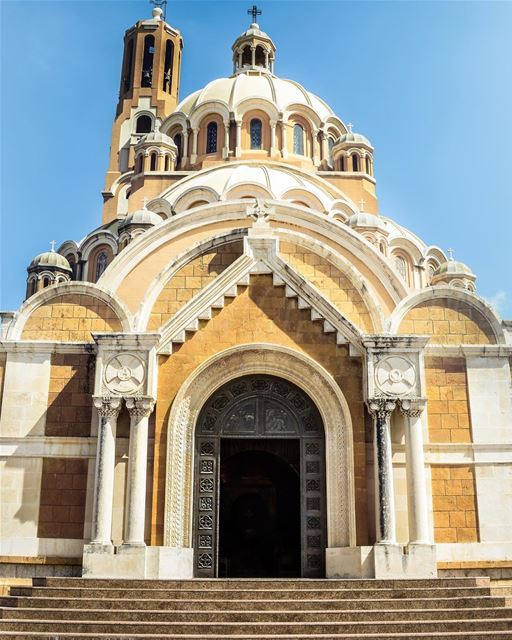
[1, 6, 511, 580]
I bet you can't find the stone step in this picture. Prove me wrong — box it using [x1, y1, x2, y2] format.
[33, 576, 490, 589]
[9, 586, 494, 600]
[1, 633, 511, 640]
[2, 606, 511, 622]
[1, 619, 511, 634]
[3, 595, 509, 611]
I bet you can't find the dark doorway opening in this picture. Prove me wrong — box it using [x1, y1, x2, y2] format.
[219, 439, 301, 578]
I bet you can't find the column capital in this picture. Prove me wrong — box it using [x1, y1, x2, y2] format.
[126, 396, 155, 418]
[399, 398, 426, 418]
[93, 395, 122, 418]
[367, 397, 397, 420]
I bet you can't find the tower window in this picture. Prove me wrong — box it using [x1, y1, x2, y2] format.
[293, 124, 305, 155]
[352, 154, 359, 172]
[163, 40, 174, 93]
[250, 119, 262, 150]
[123, 39, 134, 94]
[366, 156, 371, 175]
[141, 35, 155, 88]
[394, 256, 407, 282]
[136, 115, 152, 134]
[340, 156, 345, 171]
[150, 153, 157, 171]
[164, 155, 170, 171]
[174, 134, 183, 165]
[255, 46, 265, 67]
[241, 46, 252, 66]
[42, 277, 50, 289]
[206, 122, 218, 154]
[95, 252, 108, 281]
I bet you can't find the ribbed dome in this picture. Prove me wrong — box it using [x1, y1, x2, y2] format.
[120, 208, 163, 229]
[29, 251, 72, 272]
[336, 132, 373, 148]
[137, 130, 176, 148]
[348, 211, 386, 230]
[435, 260, 474, 277]
[176, 73, 336, 123]
[239, 22, 270, 39]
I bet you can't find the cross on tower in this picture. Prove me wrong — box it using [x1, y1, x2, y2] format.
[347, 123, 354, 134]
[447, 248, 455, 261]
[149, 0, 167, 20]
[248, 5, 262, 23]
[50, 240, 56, 252]
[359, 199, 366, 212]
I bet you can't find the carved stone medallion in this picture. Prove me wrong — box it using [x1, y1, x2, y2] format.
[375, 356, 416, 397]
[104, 353, 146, 394]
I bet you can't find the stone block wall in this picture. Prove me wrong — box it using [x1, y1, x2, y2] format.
[425, 357, 472, 443]
[37, 458, 88, 539]
[46, 354, 94, 436]
[431, 465, 479, 543]
[21, 294, 122, 341]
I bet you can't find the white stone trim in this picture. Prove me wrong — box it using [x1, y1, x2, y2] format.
[387, 286, 505, 343]
[425, 344, 512, 357]
[163, 344, 356, 549]
[0, 341, 94, 354]
[7, 282, 133, 340]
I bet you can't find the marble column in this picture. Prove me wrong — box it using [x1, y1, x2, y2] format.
[312, 129, 321, 166]
[223, 122, 230, 159]
[400, 398, 430, 544]
[91, 396, 122, 547]
[368, 397, 397, 544]
[235, 121, 242, 157]
[270, 120, 277, 157]
[190, 127, 199, 164]
[123, 396, 155, 547]
[251, 45, 256, 67]
[182, 127, 189, 167]
[281, 121, 288, 159]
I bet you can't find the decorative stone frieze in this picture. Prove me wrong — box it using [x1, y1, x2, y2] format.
[125, 395, 155, 418]
[399, 397, 426, 418]
[93, 333, 160, 398]
[92, 395, 122, 419]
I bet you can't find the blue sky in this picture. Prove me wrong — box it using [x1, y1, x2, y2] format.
[1, 0, 511, 316]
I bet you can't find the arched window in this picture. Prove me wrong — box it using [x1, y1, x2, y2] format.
[123, 39, 134, 94]
[163, 40, 174, 92]
[241, 46, 252, 66]
[293, 124, 304, 155]
[95, 252, 108, 281]
[328, 137, 335, 166]
[255, 46, 265, 67]
[250, 119, 262, 150]
[206, 122, 218, 154]
[150, 152, 157, 171]
[141, 35, 155, 88]
[42, 277, 50, 289]
[136, 115, 152, 134]
[136, 155, 143, 174]
[394, 256, 407, 282]
[164, 155, 170, 171]
[366, 156, 371, 175]
[339, 156, 345, 171]
[352, 154, 359, 172]
[174, 133, 182, 165]
[27, 278, 37, 297]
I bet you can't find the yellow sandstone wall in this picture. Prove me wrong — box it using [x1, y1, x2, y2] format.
[148, 241, 243, 330]
[21, 294, 123, 341]
[37, 458, 88, 540]
[280, 241, 373, 332]
[46, 354, 95, 437]
[425, 357, 472, 443]
[398, 298, 495, 345]
[152, 274, 368, 546]
[431, 465, 479, 543]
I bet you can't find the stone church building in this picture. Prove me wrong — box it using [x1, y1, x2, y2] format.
[1, 6, 511, 581]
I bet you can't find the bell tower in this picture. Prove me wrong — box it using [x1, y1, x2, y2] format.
[102, 5, 183, 223]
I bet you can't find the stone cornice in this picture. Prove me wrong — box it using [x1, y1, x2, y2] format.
[0, 340, 95, 355]
[425, 344, 512, 357]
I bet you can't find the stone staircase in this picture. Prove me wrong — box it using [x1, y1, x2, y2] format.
[0, 576, 511, 638]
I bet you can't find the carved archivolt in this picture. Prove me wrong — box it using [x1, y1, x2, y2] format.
[163, 343, 356, 549]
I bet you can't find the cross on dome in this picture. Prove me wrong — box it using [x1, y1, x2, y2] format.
[50, 240, 56, 252]
[247, 4, 262, 24]
[142, 196, 149, 210]
[448, 248, 455, 261]
[149, 0, 167, 20]
[347, 123, 354, 133]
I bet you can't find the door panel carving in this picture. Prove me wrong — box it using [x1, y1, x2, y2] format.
[193, 375, 326, 578]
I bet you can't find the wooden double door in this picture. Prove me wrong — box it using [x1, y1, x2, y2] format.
[193, 375, 326, 578]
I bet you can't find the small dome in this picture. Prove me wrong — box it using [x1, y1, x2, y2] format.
[434, 260, 474, 277]
[348, 211, 386, 230]
[137, 130, 177, 148]
[119, 208, 163, 229]
[29, 251, 72, 272]
[336, 132, 373, 148]
[240, 22, 270, 39]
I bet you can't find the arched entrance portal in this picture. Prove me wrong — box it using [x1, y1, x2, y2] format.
[193, 374, 326, 578]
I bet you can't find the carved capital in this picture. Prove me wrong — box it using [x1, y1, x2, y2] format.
[93, 395, 122, 419]
[126, 396, 155, 419]
[367, 397, 397, 420]
[399, 398, 426, 418]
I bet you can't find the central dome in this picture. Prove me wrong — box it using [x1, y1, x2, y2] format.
[176, 72, 339, 124]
